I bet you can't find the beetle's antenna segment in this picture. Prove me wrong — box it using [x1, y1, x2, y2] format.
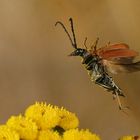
[55, 21, 75, 49]
[69, 18, 77, 49]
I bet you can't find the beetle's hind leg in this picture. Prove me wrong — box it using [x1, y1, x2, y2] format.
[94, 74, 129, 110]
[113, 90, 130, 111]
[115, 91, 123, 110]
[112, 94, 116, 100]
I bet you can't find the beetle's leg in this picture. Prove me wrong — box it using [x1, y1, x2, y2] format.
[91, 37, 99, 52]
[114, 90, 130, 111]
[113, 94, 116, 100]
[115, 91, 123, 110]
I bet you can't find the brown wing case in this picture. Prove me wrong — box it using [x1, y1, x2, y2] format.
[96, 43, 140, 74]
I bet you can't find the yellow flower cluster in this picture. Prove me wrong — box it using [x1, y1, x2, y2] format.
[0, 125, 19, 140]
[63, 129, 100, 140]
[0, 102, 100, 140]
[120, 136, 140, 140]
[7, 115, 38, 140]
[25, 103, 79, 130]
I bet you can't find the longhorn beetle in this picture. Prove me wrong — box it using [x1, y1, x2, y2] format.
[55, 18, 140, 110]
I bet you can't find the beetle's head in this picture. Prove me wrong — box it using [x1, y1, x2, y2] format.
[55, 18, 94, 57]
[69, 48, 87, 56]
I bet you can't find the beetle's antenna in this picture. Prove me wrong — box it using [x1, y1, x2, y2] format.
[55, 20, 76, 49]
[55, 21, 74, 48]
[69, 18, 78, 49]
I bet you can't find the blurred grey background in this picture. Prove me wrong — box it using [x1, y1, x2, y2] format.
[0, 0, 140, 139]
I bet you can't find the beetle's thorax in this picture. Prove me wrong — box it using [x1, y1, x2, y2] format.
[82, 51, 90, 58]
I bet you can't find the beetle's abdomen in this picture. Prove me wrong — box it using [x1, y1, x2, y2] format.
[81, 54, 124, 97]
[82, 54, 104, 81]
